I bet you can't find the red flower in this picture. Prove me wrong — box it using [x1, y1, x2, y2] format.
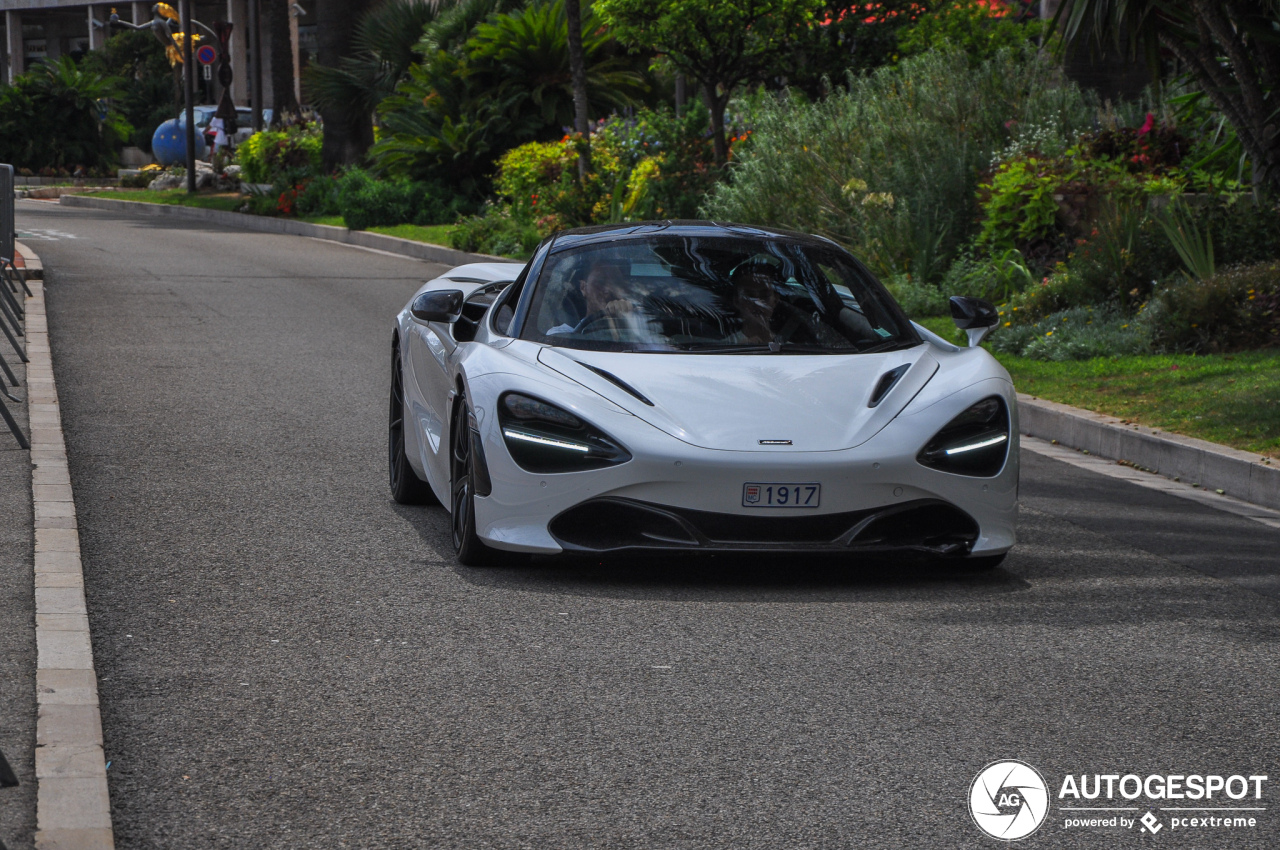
[1138, 112, 1155, 135]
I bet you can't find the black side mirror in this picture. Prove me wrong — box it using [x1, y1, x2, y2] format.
[410, 289, 464, 324]
[949, 296, 999, 347]
[949, 296, 998, 329]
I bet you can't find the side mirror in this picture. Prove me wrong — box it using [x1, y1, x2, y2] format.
[949, 295, 999, 347]
[410, 289, 464, 324]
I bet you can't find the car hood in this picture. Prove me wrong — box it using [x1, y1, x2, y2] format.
[537, 345, 938, 452]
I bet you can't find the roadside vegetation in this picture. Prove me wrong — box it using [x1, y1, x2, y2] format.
[7, 0, 1278, 450]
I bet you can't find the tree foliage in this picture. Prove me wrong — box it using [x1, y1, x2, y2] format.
[1053, 0, 1280, 194]
[0, 57, 128, 171]
[371, 0, 647, 193]
[596, 0, 823, 162]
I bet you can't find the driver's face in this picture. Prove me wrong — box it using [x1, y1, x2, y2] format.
[582, 268, 624, 310]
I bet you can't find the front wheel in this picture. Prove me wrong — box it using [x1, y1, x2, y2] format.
[450, 397, 508, 566]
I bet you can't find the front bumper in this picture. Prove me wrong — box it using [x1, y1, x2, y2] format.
[462, 374, 1019, 557]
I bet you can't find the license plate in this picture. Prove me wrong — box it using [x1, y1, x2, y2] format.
[742, 482, 821, 508]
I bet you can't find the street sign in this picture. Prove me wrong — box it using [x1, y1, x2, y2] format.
[196, 44, 218, 65]
[202, 64, 212, 80]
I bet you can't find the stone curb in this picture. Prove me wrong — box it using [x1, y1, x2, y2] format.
[16, 242, 43, 279]
[1019, 393, 1280, 512]
[19, 240, 115, 850]
[58, 194, 507, 267]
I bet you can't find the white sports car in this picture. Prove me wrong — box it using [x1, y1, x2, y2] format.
[390, 222, 1017, 567]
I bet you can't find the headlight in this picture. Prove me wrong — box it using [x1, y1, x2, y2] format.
[498, 392, 631, 473]
[916, 396, 1010, 477]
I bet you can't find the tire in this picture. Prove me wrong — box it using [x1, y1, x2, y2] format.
[959, 552, 1007, 571]
[389, 343, 437, 505]
[449, 395, 508, 566]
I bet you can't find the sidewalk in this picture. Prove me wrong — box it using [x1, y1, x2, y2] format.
[1, 242, 112, 850]
[1, 248, 36, 850]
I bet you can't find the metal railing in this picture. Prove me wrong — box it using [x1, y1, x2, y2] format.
[0, 163, 30, 449]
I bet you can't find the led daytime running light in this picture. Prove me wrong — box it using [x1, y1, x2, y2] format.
[944, 434, 1008, 456]
[502, 428, 591, 453]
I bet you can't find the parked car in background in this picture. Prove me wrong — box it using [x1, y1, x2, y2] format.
[183, 106, 266, 153]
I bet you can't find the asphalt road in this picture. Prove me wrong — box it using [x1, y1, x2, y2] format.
[16, 199, 1280, 849]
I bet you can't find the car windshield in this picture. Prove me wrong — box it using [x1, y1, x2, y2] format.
[519, 234, 918, 353]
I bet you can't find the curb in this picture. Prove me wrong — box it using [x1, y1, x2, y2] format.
[1019, 393, 1280, 512]
[57, 194, 507, 267]
[21, 241, 114, 849]
[15, 242, 43, 279]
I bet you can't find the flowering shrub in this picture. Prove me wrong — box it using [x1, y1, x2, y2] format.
[454, 104, 732, 255]
[236, 123, 322, 185]
[988, 304, 1152, 360]
[1143, 261, 1280, 353]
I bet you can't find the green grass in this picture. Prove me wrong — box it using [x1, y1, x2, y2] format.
[915, 316, 1280, 458]
[93, 189, 245, 212]
[367, 223, 456, 246]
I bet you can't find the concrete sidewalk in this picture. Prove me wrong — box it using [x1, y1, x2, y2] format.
[1, 246, 36, 849]
[1, 242, 112, 850]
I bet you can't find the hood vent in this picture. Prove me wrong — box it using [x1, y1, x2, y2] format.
[868, 364, 911, 408]
[578, 362, 655, 406]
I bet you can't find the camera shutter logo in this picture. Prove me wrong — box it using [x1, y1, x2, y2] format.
[969, 760, 1050, 841]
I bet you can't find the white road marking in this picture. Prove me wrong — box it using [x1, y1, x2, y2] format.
[1021, 436, 1280, 531]
[302, 235, 430, 261]
[17, 228, 79, 240]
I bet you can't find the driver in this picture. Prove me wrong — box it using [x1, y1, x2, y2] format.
[547, 263, 634, 336]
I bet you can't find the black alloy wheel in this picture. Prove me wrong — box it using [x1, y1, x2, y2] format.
[449, 395, 506, 566]
[388, 342, 436, 505]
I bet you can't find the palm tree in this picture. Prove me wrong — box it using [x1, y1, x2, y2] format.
[566, 0, 591, 177]
[1053, 0, 1280, 194]
[313, 0, 379, 167]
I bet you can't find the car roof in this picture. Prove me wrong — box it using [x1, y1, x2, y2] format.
[547, 220, 838, 253]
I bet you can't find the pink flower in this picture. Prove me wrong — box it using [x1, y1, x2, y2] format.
[1138, 112, 1155, 135]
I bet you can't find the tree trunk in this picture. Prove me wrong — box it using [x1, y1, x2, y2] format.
[703, 84, 729, 165]
[315, 0, 376, 169]
[565, 0, 591, 179]
[268, 0, 299, 125]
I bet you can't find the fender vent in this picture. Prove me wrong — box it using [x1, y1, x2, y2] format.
[869, 364, 910, 408]
[578, 363, 654, 406]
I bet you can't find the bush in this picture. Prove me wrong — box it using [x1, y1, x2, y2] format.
[1143, 262, 1280, 353]
[334, 169, 473, 230]
[448, 204, 542, 258]
[702, 47, 1097, 282]
[883, 274, 950, 318]
[898, 0, 1045, 64]
[296, 175, 341, 218]
[0, 57, 129, 172]
[488, 104, 727, 236]
[237, 124, 322, 185]
[989, 304, 1152, 360]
